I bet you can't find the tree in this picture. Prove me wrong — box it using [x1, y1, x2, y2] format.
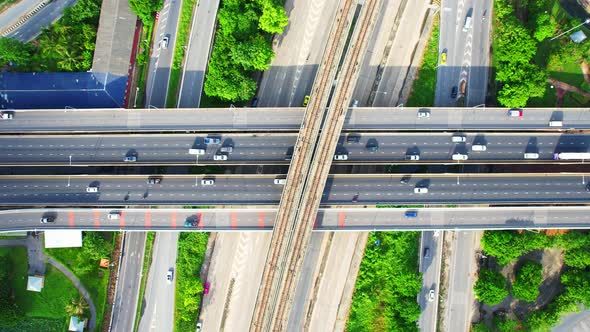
[564, 248, 590, 268]
[128, 0, 162, 26]
[0, 37, 32, 66]
[512, 261, 543, 302]
[65, 296, 89, 317]
[481, 231, 550, 265]
[493, 316, 520, 332]
[531, 13, 556, 41]
[231, 34, 275, 70]
[258, 0, 289, 34]
[561, 269, 590, 306]
[474, 268, 508, 305]
[471, 322, 492, 332]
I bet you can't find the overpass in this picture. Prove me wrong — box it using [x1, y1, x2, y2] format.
[2, 206, 590, 232]
[1, 132, 589, 166]
[1, 107, 590, 133]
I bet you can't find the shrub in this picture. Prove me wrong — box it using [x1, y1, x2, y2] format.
[474, 268, 508, 305]
[512, 261, 543, 302]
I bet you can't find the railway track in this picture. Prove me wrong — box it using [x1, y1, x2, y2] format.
[250, 0, 356, 330]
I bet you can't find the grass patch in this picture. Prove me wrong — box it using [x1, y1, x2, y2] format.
[165, 0, 198, 108]
[406, 17, 439, 107]
[135, 24, 154, 108]
[133, 232, 155, 332]
[0, 247, 79, 331]
[347, 232, 422, 331]
[45, 232, 115, 331]
[0, 0, 18, 13]
[175, 232, 209, 332]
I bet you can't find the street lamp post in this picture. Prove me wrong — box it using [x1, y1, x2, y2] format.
[550, 18, 590, 41]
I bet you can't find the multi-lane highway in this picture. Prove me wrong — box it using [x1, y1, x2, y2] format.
[1, 174, 589, 206]
[2, 206, 590, 232]
[2, 108, 590, 133]
[2, 132, 589, 165]
[419, 230, 443, 332]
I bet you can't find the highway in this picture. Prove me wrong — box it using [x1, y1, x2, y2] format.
[177, 0, 219, 107]
[435, 0, 493, 107]
[2, 132, 590, 165]
[137, 232, 178, 332]
[2, 206, 590, 231]
[110, 232, 145, 332]
[3, 107, 590, 133]
[256, 0, 339, 107]
[3, 0, 78, 41]
[145, 0, 182, 108]
[418, 229, 443, 332]
[1, 174, 590, 206]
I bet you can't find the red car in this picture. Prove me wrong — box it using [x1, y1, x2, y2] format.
[508, 109, 523, 117]
[203, 282, 211, 294]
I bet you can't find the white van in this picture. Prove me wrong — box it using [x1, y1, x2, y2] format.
[452, 153, 468, 160]
[189, 148, 205, 155]
[471, 144, 487, 151]
[524, 153, 540, 159]
[549, 120, 563, 127]
[451, 135, 466, 143]
[463, 15, 473, 32]
[274, 178, 287, 185]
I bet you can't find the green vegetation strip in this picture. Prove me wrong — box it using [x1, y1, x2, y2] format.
[166, 0, 198, 108]
[0, 0, 101, 72]
[133, 232, 155, 332]
[174, 232, 209, 332]
[347, 232, 422, 331]
[0, 0, 18, 13]
[406, 19, 439, 107]
[46, 232, 115, 331]
[473, 230, 590, 331]
[0, 247, 80, 331]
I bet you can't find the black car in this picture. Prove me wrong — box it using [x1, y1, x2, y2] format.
[366, 138, 379, 152]
[400, 176, 411, 184]
[346, 134, 361, 143]
[451, 86, 458, 98]
[586, 183, 590, 192]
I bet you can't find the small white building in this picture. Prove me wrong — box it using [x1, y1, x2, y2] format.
[68, 316, 87, 332]
[26, 275, 44, 292]
[44, 230, 82, 248]
[570, 30, 587, 43]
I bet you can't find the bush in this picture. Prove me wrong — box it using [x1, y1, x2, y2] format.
[512, 261, 543, 302]
[128, 0, 162, 26]
[474, 268, 508, 305]
[175, 232, 209, 332]
[347, 232, 422, 331]
[481, 231, 551, 265]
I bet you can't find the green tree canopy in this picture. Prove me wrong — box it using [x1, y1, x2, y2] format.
[258, 0, 289, 34]
[481, 231, 551, 265]
[512, 261, 543, 302]
[231, 34, 275, 70]
[474, 268, 508, 305]
[128, 0, 162, 25]
[0, 37, 32, 66]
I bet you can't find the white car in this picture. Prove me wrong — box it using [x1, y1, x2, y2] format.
[417, 111, 430, 118]
[0, 112, 13, 119]
[428, 289, 436, 302]
[471, 144, 487, 152]
[166, 269, 173, 284]
[451, 135, 466, 143]
[161, 36, 169, 49]
[405, 154, 420, 161]
[196, 322, 203, 332]
[452, 153, 468, 161]
[107, 212, 120, 220]
[274, 178, 287, 185]
[213, 154, 227, 161]
[414, 187, 428, 194]
[124, 156, 137, 162]
[334, 154, 348, 161]
[201, 179, 215, 186]
[86, 186, 99, 193]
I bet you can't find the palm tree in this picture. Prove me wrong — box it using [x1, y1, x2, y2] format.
[65, 296, 89, 317]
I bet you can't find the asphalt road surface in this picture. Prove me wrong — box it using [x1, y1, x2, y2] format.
[2, 206, 590, 232]
[444, 231, 481, 332]
[199, 232, 271, 331]
[2, 132, 588, 165]
[435, 0, 493, 107]
[145, 0, 182, 108]
[138, 232, 178, 332]
[111, 232, 146, 332]
[418, 230, 443, 332]
[3, 108, 590, 133]
[1, 174, 590, 206]
[4, 0, 78, 41]
[177, 0, 219, 107]
[256, 0, 339, 107]
[552, 310, 590, 332]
